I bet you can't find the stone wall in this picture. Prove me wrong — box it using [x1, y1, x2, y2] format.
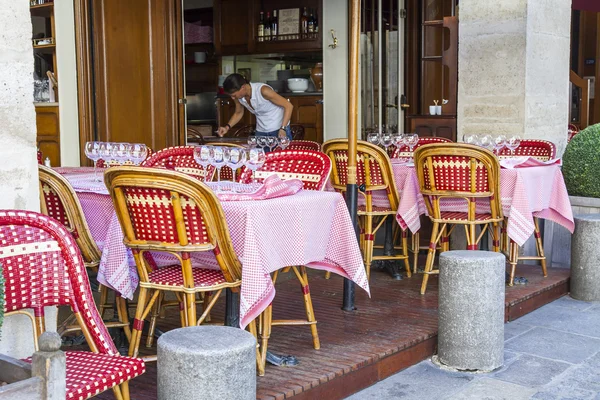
[0, 1, 44, 358]
[458, 0, 571, 155]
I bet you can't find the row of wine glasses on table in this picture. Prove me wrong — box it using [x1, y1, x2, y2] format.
[193, 145, 266, 190]
[366, 132, 420, 153]
[462, 134, 521, 156]
[247, 136, 290, 152]
[84, 141, 149, 181]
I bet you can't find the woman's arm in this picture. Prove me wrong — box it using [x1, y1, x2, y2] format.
[261, 85, 293, 138]
[217, 99, 245, 137]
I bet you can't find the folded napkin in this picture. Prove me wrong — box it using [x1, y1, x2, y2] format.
[499, 156, 562, 169]
[64, 173, 109, 194]
[208, 174, 303, 201]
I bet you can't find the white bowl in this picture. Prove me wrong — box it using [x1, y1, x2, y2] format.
[287, 78, 309, 93]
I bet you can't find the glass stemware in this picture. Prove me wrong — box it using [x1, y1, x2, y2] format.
[506, 134, 521, 156]
[246, 148, 266, 181]
[463, 133, 480, 146]
[210, 146, 227, 190]
[380, 132, 394, 152]
[256, 136, 268, 152]
[193, 145, 212, 180]
[110, 142, 129, 165]
[493, 135, 507, 156]
[265, 136, 279, 153]
[227, 148, 247, 191]
[247, 136, 258, 148]
[479, 134, 494, 152]
[392, 134, 404, 153]
[84, 141, 102, 181]
[278, 136, 290, 150]
[406, 133, 419, 152]
[367, 131, 380, 146]
[127, 143, 148, 166]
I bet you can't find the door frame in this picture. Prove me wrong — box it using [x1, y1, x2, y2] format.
[73, 0, 186, 165]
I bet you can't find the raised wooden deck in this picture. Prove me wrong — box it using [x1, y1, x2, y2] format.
[95, 264, 570, 400]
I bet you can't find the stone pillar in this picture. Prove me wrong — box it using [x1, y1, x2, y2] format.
[158, 326, 256, 400]
[570, 214, 600, 301]
[32, 332, 66, 400]
[457, 0, 572, 156]
[0, 2, 44, 359]
[436, 251, 505, 372]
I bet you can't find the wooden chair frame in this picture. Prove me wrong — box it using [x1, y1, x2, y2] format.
[38, 165, 132, 341]
[104, 167, 251, 359]
[414, 143, 504, 294]
[323, 139, 411, 280]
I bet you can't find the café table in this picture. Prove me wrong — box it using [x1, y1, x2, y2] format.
[57, 168, 370, 329]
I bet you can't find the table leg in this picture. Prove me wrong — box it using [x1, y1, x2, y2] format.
[225, 288, 240, 327]
[383, 217, 402, 280]
[343, 182, 359, 311]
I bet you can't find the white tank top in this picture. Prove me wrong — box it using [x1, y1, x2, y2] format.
[239, 82, 284, 133]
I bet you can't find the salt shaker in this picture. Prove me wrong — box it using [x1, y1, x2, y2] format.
[44, 157, 51, 167]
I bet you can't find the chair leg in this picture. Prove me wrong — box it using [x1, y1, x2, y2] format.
[298, 266, 320, 349]
[492, 223, 501, 253]
[421, 222, 439, 295]
[197, 289, 223, 325]
[402, 230, 411, 277]
[202, 291, 212, 323]
[534, 218, 548, 277]
[258, 304, 272, 376]
[99, 284, 110, 319]
[324, 271, 331, 279]
[363, 216, 374, 280]
[412, 231, 420, 274]
[508, 240, 518, 286]
[119, 381, 130, 400]
[441, 225, 449, 252]
[246, 319, 262, 375]
[112, 384, 124, 400]
[128, 287, 148, 358]
[115, 296, 132, 343]
[145, 292, 162, 348]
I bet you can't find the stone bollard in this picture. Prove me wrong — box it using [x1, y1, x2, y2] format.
[31, 332, 66, 400]
[157, 326, 256, 400]
[436, 251, 505, 372]
[571, 214, 600, 301]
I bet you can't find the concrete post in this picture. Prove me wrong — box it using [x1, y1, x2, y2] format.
[570, 214, 600, 301]
[457, 0, 571, 156]
[31, 332, 66, 400]
[436, 251, 505, 372]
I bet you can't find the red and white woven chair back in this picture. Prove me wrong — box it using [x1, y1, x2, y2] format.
[286, 140, 321, 152]
[568, 124, 580, 142]
[141, 146, 215, 181]
[238, 149, 331, 191]
[40, 178, 72, 231]
[497, 139, 556, 161]
[0, 210, 117, 355]
[391, 136, 452, 159]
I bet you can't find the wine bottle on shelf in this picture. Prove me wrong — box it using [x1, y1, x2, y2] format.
[257, 11, 265, 42]
[301, 7, 308, 36]
[271, 10, 278, 41]
[264, 12, 271, 41]
[308, 9, 314, 34]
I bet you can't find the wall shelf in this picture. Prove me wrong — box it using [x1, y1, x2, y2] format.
[30, 3, 54, 17]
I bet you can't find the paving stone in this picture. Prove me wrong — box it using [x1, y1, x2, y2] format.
[505, 327, 600, 364]
[514, 303, 600, 338]
[447, 377, 537, 400]
[531, 382, 597, 400]
[492, 354, 570, 387]
[550, 296, 597, 312]
[504, 321, 534, 341]
[346, 360, 475, 400]
[503, 351, 519, 364]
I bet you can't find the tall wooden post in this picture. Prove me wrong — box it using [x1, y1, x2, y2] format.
[343, 0, 361, 311]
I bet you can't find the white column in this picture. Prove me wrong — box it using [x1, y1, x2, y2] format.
[0, 1, 46, 358]
[457, 0, 572, 155]
[322, 0, 349, 140]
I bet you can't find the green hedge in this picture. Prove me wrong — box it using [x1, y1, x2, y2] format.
[563, 123, 600, 198]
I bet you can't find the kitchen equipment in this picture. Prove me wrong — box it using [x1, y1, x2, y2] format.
[310, 62, 323, 91]
[287, 78, 309, 93]
[277, 69, 294, 81]
[194, 52, 207, 63]
[186, 92, 217, 124]
[266, 80, 284, 93]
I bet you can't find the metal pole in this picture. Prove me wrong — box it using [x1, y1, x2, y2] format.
[398, 0, 405, 133]
[344, 0, 362, 312]
[378, 0, 383, 133]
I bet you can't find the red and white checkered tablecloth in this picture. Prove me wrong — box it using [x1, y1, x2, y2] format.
[60, 171, 369, 328]
[389, 163, 574, 246]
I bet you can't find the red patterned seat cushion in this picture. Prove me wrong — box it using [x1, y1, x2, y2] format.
[148, 265, 226, 288]
[439, 211, 493, 222]
[24, 351, 145, 400]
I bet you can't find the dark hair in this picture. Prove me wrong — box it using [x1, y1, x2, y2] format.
[223, 73, 248, 94]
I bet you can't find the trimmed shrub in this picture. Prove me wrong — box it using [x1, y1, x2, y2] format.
[563, 123, 600, 198]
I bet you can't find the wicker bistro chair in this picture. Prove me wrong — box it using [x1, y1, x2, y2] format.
[323, 139, 411, 280]
[38, 165, 132, 341]
[414, 143, 504, 294]
[140, 145, 215, 181]
[391, 136, 452, 159]
[104, 166, 248, 359]
[0, 210, 145, 400]
[286, 140, 321, 152]
[238, 149, 332, 191]
[497, 139, 557, 285]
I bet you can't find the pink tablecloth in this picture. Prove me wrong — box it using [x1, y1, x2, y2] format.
[389, 163, 574, 245]
[61, 171, 369, 328]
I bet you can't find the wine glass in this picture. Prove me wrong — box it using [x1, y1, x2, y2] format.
[98, 142, 113, 168]
[278, 136, 291, 150]
[367, 131, 380, 146]
[405, 133, 419, 152]
[256, 136, 268, 152]
[463, 133, 480, 146]
[493, 135, 507, 156]
[210, 146, 227, 190]
[110, 142, 129, 165]
[84, 141, 102, 181]
[265, 136, 279, 152]
[479, 134, 494, 152]
[127, 143, 148, 165]
[506, 134, 521, 156]
[246, 148, 266, 181]
[247, 136, 258, 148]
[380, 132, 394, 153]
[193, 145, 212, 180]
[227, 148, 247, 191]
